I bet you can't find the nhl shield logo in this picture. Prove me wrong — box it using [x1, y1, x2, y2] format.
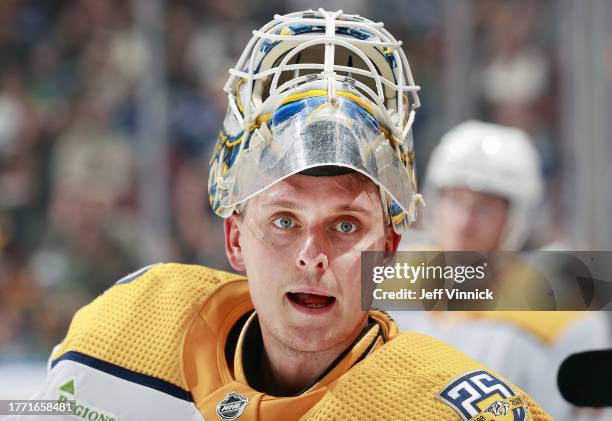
[216, 392, 249, 420]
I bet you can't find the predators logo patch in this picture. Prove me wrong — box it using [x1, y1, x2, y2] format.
[436, 370, 529, 421]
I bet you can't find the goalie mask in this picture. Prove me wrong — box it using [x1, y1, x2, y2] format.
[208, 8, 422, 232]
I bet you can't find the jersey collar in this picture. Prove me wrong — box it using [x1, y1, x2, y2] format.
[233, 310, 395, 396]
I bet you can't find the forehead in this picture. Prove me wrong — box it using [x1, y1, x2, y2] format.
[249, 173, 383, 213]
[440, 186, 508, 205]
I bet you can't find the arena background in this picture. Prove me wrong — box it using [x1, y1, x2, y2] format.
[0, 0, 610, 399]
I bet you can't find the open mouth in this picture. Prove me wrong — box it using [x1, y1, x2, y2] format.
[286, 292, 336, 312]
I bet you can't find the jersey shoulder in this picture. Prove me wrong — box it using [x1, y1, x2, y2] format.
[461, 311, 587, 344]
[51, 263, 246, 389]
[304, 332, 552, 420]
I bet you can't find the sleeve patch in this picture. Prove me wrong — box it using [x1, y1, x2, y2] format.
[436, 370, 529, 421]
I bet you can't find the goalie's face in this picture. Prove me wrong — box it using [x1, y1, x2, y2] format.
[224, 172, 399, 353]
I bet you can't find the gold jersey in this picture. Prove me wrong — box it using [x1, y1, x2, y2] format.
[49, 263, 551, 421]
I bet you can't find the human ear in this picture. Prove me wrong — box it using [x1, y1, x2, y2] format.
[384, 226, 401, 253]
[224, 214, 246, 272]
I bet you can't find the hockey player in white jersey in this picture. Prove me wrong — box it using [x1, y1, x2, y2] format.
[391, 120, 611, 420]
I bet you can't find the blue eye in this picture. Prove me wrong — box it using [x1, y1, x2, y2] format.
[335, 221, 357, 233]
[273, 216, 294, 229]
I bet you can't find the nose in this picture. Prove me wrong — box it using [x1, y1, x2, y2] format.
[296, 235, 329, 273]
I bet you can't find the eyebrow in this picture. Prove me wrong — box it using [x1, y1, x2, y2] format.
[262, 200, 376, 215]
[262, 200, 303, 211]
[333, 204, 376, 215]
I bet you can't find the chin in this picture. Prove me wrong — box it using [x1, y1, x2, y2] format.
[307, 320, 366, 351]
[278, 323, 346, 352]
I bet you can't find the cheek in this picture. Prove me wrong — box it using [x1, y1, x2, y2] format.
[330, 235, 386, 299]
[240, 230, 282, 292]
[438, 203, 459, 230]
[485, 212, 508, 243]
[352, 221, 389, 250]
[242, 242, 287, 315]
[332, 254, 368, 318]
[435, 204, 450, 230]
[493, 209, 509, 233]
[242, 218, 292, 265]
[330, 251, 361, 278]
[331, 232, 385, 268]
[243, 217, 312, 264]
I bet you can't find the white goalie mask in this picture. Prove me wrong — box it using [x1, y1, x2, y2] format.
[208, 8, 422, 232]
[425, 120, 544, 250]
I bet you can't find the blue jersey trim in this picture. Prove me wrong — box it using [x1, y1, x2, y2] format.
[51, 351, 193, 402]
[115, 265, 155, 285]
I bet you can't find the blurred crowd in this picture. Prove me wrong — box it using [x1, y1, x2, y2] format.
[0, 0, 563, 357]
